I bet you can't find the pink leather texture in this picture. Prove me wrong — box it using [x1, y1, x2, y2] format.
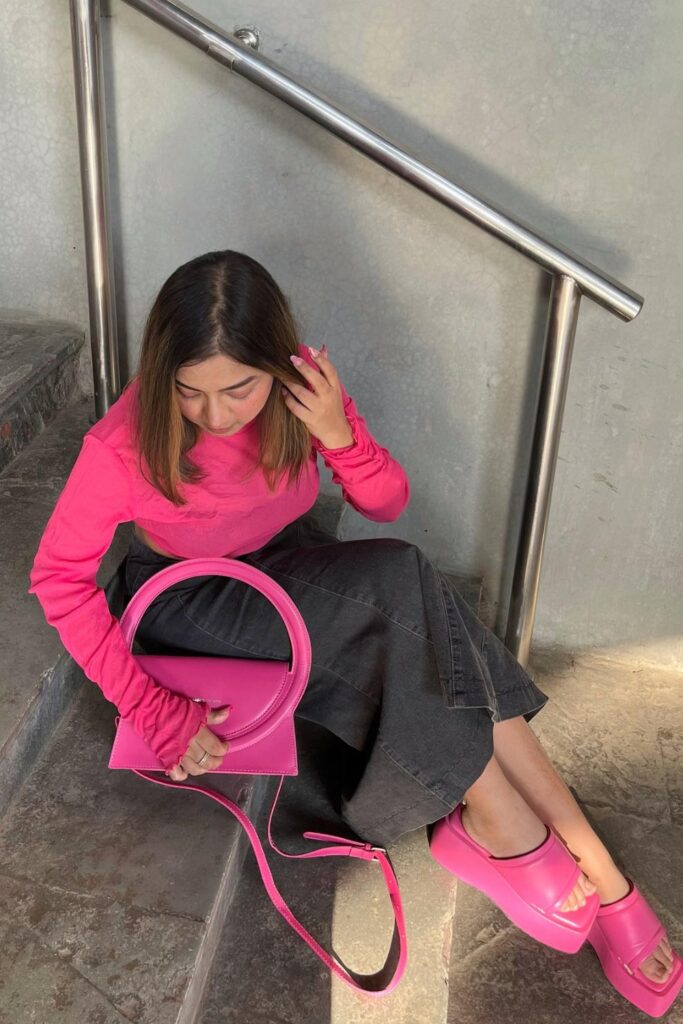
[587, 878, 683, 1017]
[109, 556, 407, 995]
[110, 556, 311, 775]
[109, 658, 298, 774]
[429, 801, 600, 954]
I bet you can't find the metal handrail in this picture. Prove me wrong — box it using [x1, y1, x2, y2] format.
[69, 0, 644, 667]
[129, 0, 643, 322]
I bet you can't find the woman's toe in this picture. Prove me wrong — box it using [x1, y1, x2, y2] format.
[640, 945, 674, 983]
[651, 936, 675, 972]
[560, 884, 584, 911]
[560, 871, 597, 911]
[661, 937, 675, 962]
[656, 940, 675, 970]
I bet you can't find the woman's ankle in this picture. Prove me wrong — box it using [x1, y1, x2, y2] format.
[583, 861, 631, 905]
[461, 799, 548, 858]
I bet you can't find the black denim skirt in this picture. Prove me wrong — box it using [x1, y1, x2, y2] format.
[121, 511, 549, 850]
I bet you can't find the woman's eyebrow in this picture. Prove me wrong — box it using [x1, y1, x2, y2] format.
[175, 376, 257, 393]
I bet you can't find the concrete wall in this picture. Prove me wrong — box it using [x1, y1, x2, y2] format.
[2, 1, 681, 666]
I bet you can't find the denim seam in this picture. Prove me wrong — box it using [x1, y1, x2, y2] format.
[365, 795, 441, 828]
[493, 677, 542, 697]
[476, 633, 500, 716]
[436, 579, 457, 693]
[444, 700, 498, 715]
[494, 696, 549, 723]
[244, 559, 434, 644]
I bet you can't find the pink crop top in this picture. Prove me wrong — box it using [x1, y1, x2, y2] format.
[28, 343, 410, 771]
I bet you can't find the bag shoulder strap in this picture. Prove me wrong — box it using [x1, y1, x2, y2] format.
[132, 770, 407, 996]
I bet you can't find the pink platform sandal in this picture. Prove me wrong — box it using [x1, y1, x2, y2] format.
[428, 802, 600, 953]
[586, 877, 683, 1018]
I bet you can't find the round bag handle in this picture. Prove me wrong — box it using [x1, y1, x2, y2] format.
[119, 557, 312, 708]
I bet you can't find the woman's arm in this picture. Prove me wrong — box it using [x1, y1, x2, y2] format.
[297, 343, 411, 522]
[27, 433, 208, 771]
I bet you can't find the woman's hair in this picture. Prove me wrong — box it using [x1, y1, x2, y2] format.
[128, 250, 312, 506]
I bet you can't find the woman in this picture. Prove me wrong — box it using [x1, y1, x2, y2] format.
[28, 250, 680, 1015]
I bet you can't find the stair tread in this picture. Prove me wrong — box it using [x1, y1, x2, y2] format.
[0, 315, 83, 407]
[0, 315, 85, 472]
[0, 397, 127, 794]
[0, 675, 266, 1023]
[198, 720, 457, 1023]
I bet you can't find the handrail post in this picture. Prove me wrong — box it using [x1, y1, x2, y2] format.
[69, 0, 120, 417]
[505, 276, 582, 666]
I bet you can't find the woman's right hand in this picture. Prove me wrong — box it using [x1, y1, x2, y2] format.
[166, 705, 231, 780]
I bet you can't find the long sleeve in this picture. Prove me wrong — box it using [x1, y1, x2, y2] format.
[303, 350, 411, 521]
[27, 433, 209, 771]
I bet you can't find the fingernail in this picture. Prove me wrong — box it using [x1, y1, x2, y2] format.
[289, 354, 303, 365]
[308, 345, 320, 358]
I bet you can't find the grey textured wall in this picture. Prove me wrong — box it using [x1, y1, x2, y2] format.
[2, 1, 681, 666]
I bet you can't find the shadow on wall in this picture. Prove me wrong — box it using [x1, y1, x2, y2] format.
[95, 5, 663, 662]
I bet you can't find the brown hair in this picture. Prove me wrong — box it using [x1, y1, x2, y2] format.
[128, 250, 312, 506]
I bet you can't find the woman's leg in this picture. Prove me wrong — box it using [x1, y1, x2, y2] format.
[461, 750, 598, 912]
[467, 715, 675, 981]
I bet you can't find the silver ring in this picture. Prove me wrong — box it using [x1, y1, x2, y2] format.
[196, 749, 209, 767]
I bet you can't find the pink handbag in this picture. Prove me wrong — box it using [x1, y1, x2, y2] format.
[109, 556, 407, 996]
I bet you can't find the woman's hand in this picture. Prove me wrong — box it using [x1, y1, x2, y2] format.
[281, 345, 355, 450]
[166, 705, 231, 781]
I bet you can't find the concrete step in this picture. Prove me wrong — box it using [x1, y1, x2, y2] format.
[196, 720, 458, 1024]
[0, 675, 272, 1024]
[0, 394, 129, 818]
[0, 314, 85, 473]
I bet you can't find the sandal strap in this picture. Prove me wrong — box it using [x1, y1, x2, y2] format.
[596, 882, 666, 973]
[488, 828, 581, 913]
[626, 922, 667, 975]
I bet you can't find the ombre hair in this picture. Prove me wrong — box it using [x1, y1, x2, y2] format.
[127, 250, 312, 506]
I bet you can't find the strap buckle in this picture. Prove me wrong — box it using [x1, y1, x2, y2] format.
[349, 842, 387, 858]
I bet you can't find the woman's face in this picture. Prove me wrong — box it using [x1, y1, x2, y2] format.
[175, 353, 274, 436]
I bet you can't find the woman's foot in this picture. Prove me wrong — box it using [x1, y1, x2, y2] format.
[487, 716, 677, 986]
[588, 866, 676, 984]
[460, 801, 597, 913]
[460, 802, 675, 982]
